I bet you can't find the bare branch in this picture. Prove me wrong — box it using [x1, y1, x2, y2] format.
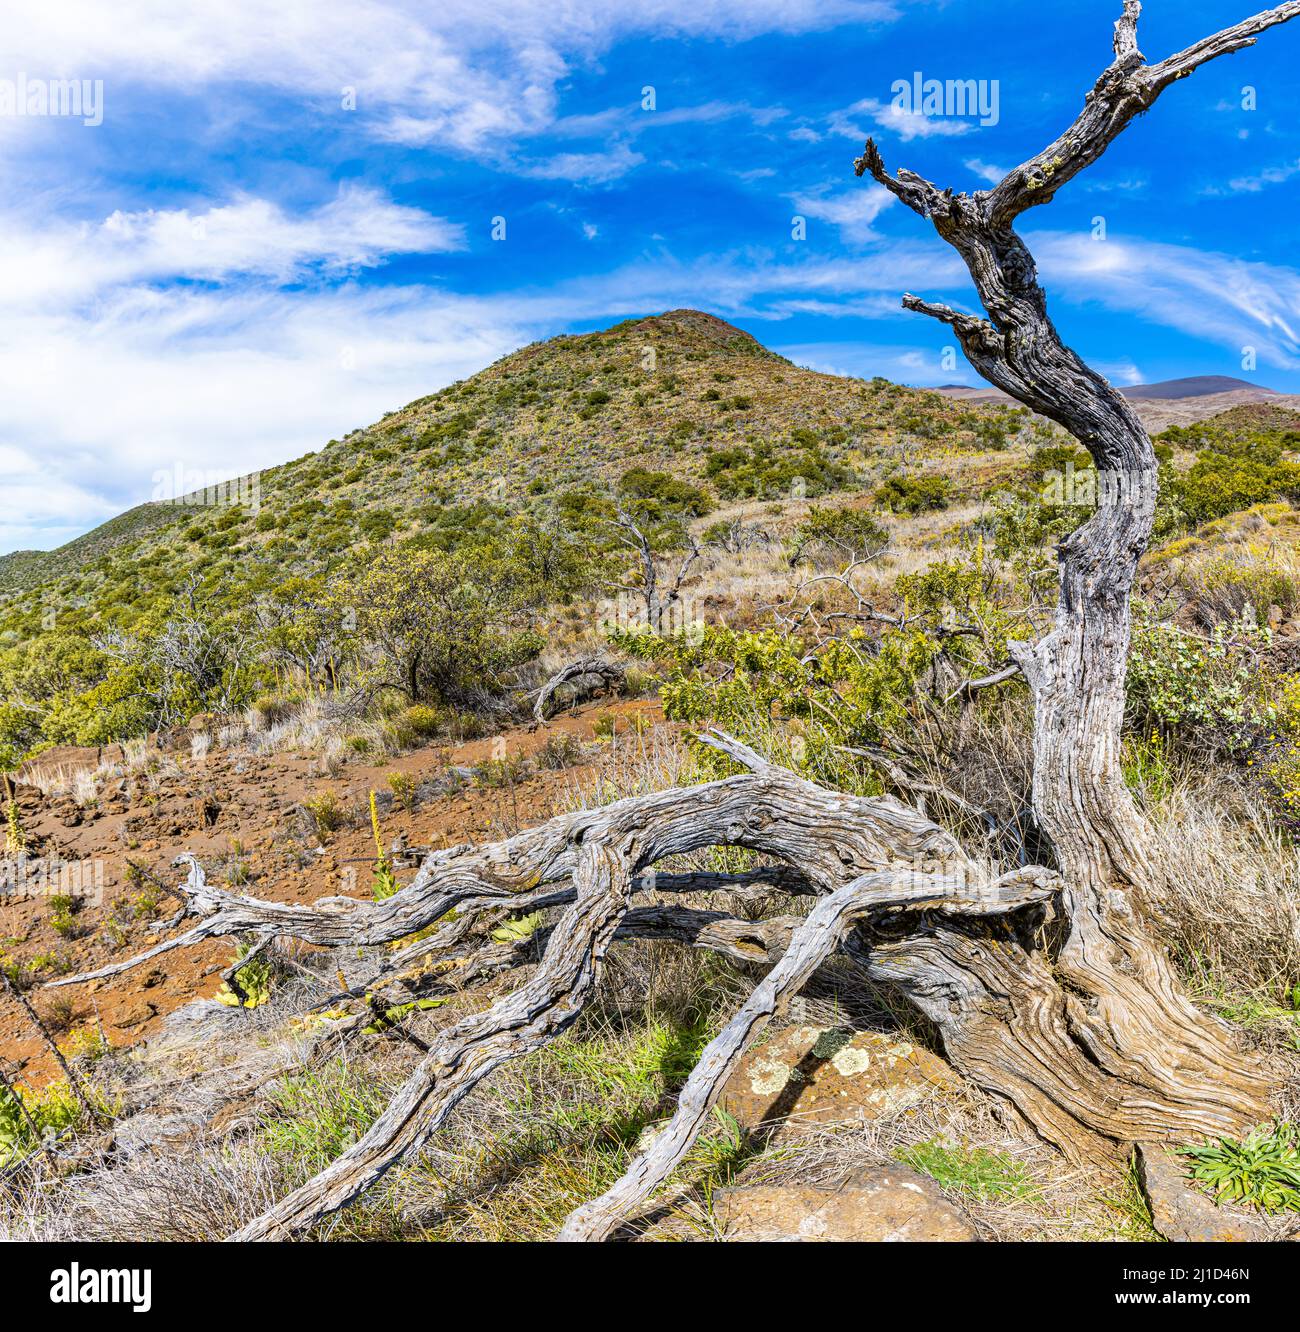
[229, 843, 634, 1240]
[1113, 0, 1143, 61]
[988, 2, 1300, 223]
[945, 661, 1023, 704]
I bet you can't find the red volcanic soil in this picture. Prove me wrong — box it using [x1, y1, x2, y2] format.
[1, 698, 664, 1085]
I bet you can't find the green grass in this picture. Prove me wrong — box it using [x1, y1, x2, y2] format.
[249, 1007, 732, 1241]
[894, 1138, 1040, 1203]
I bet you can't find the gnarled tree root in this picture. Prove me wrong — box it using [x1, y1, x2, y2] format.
[49, 732, 1270, 1240]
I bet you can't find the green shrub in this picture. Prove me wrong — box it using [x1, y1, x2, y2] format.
[334, 545, 543, 706]
[874, 474, 952, 514]
[1184, 557, 1298, 626]
[403, 704, 441, 738]
[387, 770, 417, 810]
[618, 468, 713, 518]
[1172, 452, 1300, 524]
[253, 693, 296, 726]
[303, 789, 347, 836]
[788, 506, 888, 567]
[704, 441, 854, 500]
[1126, 611, 1277, 755]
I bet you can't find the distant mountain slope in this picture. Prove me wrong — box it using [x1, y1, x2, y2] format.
[1122, 375, 1278, 400]
[0, 309, 1016, 604]
[931, 374, 1295, 433]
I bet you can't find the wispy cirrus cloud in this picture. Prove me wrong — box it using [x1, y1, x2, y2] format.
[1204, 157, 1300, 195]
[1, 0, 897, 159]
[789, 184, 894, 243]
[962, 157, 1006, 184]
[830, 96, 973, 142]
[1029, 230, 1300, 370]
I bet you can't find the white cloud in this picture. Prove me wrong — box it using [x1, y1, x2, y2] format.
[518, 145, 647, 184]
[1207, 158, 1300, 195]
[790, 185, 894, 243]
[1029, 230, 1300, 370]
[773, 340, 948, 384]
[1095, 359, 1144, 387]
[831, 97, 972, 142]
[0, 188, 479, 553]
[1, 0, 898, 157]
[0, 188, 463, 312]
[963, 158, 1006, 184]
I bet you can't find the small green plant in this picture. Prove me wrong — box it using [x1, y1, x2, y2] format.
[386, 770, 416, 810]
[0, 1079, 82, 1167]
[304, 789, 346, 837]
[474, 753, 529, 788]
[215, 940, 275, 1009]
[47, 893, 81, 939]
[362, 996, 446, 1034]
[895, 1138, 1039, 1202]
[369, 791, 399, 900]
[1178, 1122, 1300, 1214]
[490, 911, 544, 944]
[60, 1020, 110, 1061]
[130, 882, 162, 920]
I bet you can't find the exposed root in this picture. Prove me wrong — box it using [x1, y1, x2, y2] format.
[558, 864, 1050, 1242]
[42, 730, 1270, 1240]
[229, 842, 633, 1241]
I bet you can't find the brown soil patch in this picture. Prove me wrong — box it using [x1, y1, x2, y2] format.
[1, 698, 664, 1084]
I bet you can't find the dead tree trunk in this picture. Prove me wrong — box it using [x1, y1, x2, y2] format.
[853, 0, 1300, 1154]
[42, 3, 1300, 1240]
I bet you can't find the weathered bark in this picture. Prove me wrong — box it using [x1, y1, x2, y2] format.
[559, 864, 1052, 1242]
[851, 0, 1299, 1155]
[229, 844, 634, 1241]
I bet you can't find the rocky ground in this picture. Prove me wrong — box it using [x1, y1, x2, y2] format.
[1, 696, 660, 1083]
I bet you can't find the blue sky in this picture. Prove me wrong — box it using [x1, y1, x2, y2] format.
[2, 0, 1299, 553]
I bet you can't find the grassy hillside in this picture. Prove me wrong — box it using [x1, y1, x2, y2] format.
[0, 309, 1019, 599]
[4, 305, 1300, 775]
[0, 309, 1033, 764]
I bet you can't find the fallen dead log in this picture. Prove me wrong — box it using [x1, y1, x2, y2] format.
[530, 656, 626, 722]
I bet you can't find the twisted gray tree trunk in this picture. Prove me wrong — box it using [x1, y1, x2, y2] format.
[854, 0, 1300, 1157]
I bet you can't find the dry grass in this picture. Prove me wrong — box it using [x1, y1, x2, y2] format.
[1138, 773, 1300, 1074]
